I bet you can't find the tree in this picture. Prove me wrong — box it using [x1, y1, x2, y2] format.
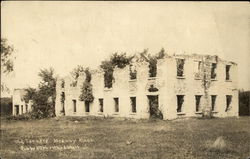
[1, 38, 14, 92]
[1, 38, 14, 73]
[23, 87, 36, 103]
[239, 90, 250, 116]
[109, 52, 133, 69]
[30, 67, 57, 118]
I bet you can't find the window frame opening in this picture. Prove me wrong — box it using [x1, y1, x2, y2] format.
[21, 105, 23, 114]
[114, 98, 119, 113]
[72, 99, 77, 113]
[211, 95, 217, 111]
[177, 95, 185, 113]
[129, 64, 137, 80]
[226, 95, 232, 112]
[26, 104, 28, 112]
[195, 95, 202, 112]
[211, 63, 217, 79]
[194, 61, 202, 79]
[99, 98, 104, 113]
[225, 65, 231, 81]
[130, 97, 136, 113]
[176, 59, 185, 77]
[15, 105, 19, 115]
[85, 101, 90, 113]
[148, 95, 162, 119]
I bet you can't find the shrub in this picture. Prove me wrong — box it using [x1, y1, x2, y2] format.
[5, 111, 45, 120]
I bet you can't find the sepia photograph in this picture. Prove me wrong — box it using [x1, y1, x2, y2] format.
[1, 1, 250, 159]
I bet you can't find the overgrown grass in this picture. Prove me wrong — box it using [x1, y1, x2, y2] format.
[1, 116, 249, 159]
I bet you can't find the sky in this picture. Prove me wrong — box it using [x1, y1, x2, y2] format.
[1, 2, 250, 97]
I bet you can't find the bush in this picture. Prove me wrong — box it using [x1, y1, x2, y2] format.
[5, 111, 44, 120]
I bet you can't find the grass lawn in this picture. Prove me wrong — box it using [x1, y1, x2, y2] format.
[0, 116, 250, 159]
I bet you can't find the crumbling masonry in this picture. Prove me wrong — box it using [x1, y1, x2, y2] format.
[55, 54, 238, 120]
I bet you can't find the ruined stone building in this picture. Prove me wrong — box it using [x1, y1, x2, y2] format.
[55, 54, 238, 120]
[12, 89, 32, 115]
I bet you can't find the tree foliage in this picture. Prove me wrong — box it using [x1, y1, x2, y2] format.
[71, 65, 84, 80]
[1, 38, 14, 74]
[25, 68, 57, 118]
[1, 38, 15, 92]
[239, 90, 250, 116]
[109, 52, 133, 69]
[23, 87, 36, 103]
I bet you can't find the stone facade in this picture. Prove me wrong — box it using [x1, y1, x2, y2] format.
[12, 89, 32, 115]
[55, 54, 238, 120]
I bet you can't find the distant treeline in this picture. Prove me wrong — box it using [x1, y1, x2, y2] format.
[0, 97, 12, 116]
[239, 90, 250, 116]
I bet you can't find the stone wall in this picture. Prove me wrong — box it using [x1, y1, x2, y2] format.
[12, 89, 32, 115]
[55, 54, 238, 120]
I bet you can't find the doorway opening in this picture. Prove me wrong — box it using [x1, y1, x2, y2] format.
[85, 101, 90, 112]
[15, 105, 19, 115]
[147, 95, 163, 119]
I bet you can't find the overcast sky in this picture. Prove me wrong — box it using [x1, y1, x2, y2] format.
[1, 2, 250, 96]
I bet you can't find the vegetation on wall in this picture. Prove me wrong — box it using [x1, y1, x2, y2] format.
[99, 49, 166, 87]
[139, 48, 166, 77]
[129, 64, 137, 80]
[79, 67, 94, 102]
[70, 65, 84, 87]
[61, 79, 65, 88]
[201, 56, 215, 118]
[100, 52, 133, 88]
[60, 92, 65, 103]
[148, 85, 159, 92]
[176, 59, 185, 76]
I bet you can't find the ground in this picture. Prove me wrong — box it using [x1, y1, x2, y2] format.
[0, 116, 250, 159]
